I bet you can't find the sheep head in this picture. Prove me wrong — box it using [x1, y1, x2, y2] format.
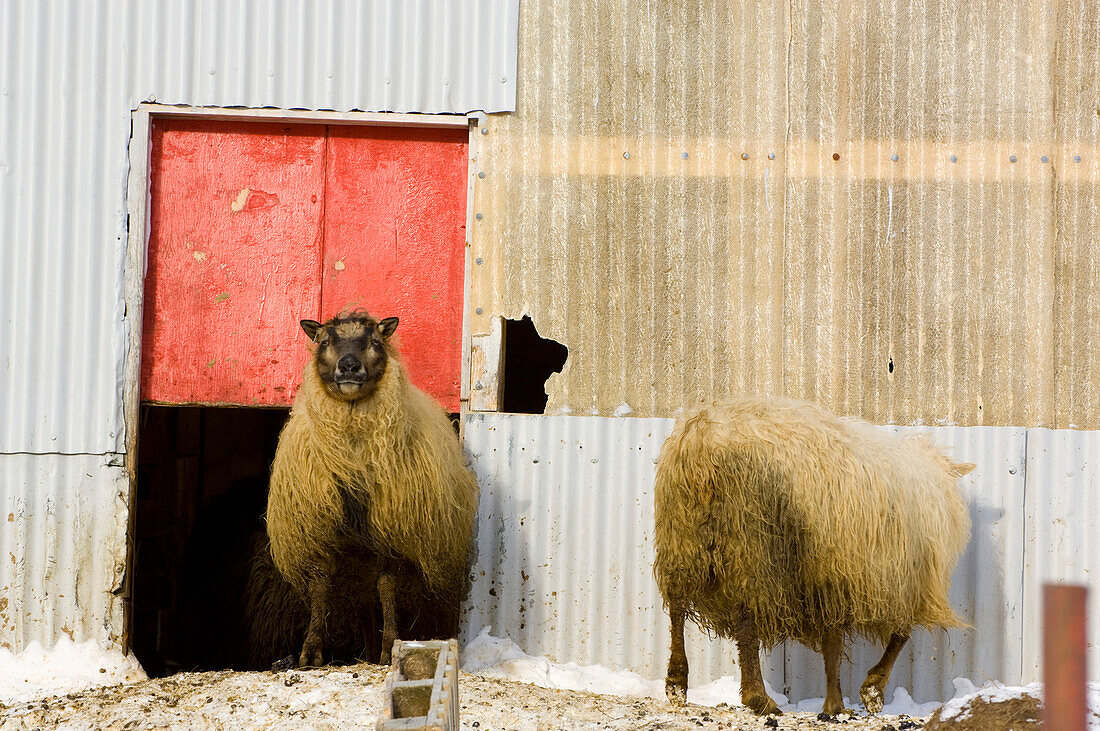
[300, 312, 399, 402]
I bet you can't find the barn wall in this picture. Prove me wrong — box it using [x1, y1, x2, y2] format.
[460, 414, 1092, 704]
[0, 0, 518, 651]
[0, 454, 130, 651]
[468, 0, 1100, 428]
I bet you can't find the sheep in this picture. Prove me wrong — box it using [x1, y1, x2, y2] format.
[653, 397, 973, 716]
[266, 310, 479, 667]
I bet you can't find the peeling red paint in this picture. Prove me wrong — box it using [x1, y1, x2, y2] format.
[141, 119, 467, 409]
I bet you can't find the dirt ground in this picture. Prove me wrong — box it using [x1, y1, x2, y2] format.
[0, 663, 930, 730]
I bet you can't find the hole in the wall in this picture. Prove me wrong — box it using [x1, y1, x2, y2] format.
[500, 316, 568, 414]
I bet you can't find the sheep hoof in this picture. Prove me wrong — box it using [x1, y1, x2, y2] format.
[743, 692, 781, 716]
[665, 677, 687, 706]
[822, 702, 854, 718]
[860, 681, 885, 714]
[298, 641, 324, 669]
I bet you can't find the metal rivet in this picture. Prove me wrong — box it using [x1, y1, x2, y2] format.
[768, 153, 775, 160]
[1010, 155, 1017, 163]
[1075, 155, 1082, 163]
[500, 76, 507, 83]
[891, 154, 899, 162]
[623, 151, 631, 159]
[478, 171, 486, 179]
[474, 383, 483, 390]
[475, 257, 483, 265]
[681, 152, 689, 159]
[741, 153, 749, 161]
[475, 307, 483, 315]
[833, 153, 841, 161]
[475, 213, 483, 221]
[950, 155, 957, 163]
[1041, 155, 1049, 163]
[481, 127, 489, 135]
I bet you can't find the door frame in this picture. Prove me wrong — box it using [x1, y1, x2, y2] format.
[121, 103, 480, 650]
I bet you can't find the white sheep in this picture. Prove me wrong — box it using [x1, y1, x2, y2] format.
[654, 397, 972, 716]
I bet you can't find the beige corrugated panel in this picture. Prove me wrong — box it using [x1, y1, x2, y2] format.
[469, 0, 1100, 426]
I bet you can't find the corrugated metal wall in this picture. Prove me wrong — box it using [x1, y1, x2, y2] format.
[0, 0, 518, 651]
[468, 0, 1100, 428]
[0, 454, 130, 650]
[461, 414, 1078, 703]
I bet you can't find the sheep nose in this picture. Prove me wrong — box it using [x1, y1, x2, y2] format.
[337, 354, 362, 373]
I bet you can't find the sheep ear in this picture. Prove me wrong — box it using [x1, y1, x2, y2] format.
[378, 317, 399, 339]
[951, 460, 976, 477]
[300, 320, 323, 342]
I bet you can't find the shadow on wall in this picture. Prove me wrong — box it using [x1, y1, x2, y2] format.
[777, 493, 1009, 705]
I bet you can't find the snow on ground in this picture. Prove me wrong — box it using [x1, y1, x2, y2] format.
[0, 639, 146, 705]
[464, 626, 943, 716]
[1, 629, 1096, 729]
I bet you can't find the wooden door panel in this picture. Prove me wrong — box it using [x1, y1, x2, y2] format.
[141, 119, 326, 405]
[321, 126, 468, 411]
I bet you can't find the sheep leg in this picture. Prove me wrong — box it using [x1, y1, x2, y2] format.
[734, 615, 780, 715]
[378, 570, 398, 666]
[665, 601, 689, 705]
[299, 576, 328, 668]
[821, 629, 852, 716]
[859, 632, 909, 714]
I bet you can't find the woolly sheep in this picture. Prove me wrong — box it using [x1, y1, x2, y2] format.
[654, 397, 973, 716]
[266, 311, 479, 667]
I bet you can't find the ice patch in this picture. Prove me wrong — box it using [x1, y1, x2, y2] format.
[0, 638, 147, 704]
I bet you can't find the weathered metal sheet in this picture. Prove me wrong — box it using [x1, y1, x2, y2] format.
[0, 0, 516, 454]
[468, 0, 1100, 428]
[461, 414, 1032, 703]
[1022, 429, 1100, 684]
[0, 454, 130, 652]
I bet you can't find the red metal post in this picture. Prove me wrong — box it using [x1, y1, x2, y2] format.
[1042, 583, 1088, 731]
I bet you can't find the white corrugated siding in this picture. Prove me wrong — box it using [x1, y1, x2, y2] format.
[0, 454, 130, 649]
[0, 0, 517, 456]
[0, 0, 517, 650]
[460, 414, 1070, 704]
[1022, 429, 1100, 684]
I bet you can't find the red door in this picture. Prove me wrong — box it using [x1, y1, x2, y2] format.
[141, 118, 468, 411]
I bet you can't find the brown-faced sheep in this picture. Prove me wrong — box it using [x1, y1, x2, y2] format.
[654, 397, 972, 716]
[266, 311, 479, 667]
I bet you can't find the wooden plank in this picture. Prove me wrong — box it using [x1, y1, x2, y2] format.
[321, 126, 468, 412]
[140, 119, 326, 406]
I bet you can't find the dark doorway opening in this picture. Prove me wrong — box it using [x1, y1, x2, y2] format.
[500, 316, 569, 414]
[132, 405, 287, 677]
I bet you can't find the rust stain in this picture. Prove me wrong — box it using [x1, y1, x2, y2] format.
[6, 512, 12, 522]
[61, 624, 74, 641]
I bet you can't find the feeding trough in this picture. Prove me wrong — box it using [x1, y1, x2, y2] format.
[376, 639, 460, 731]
